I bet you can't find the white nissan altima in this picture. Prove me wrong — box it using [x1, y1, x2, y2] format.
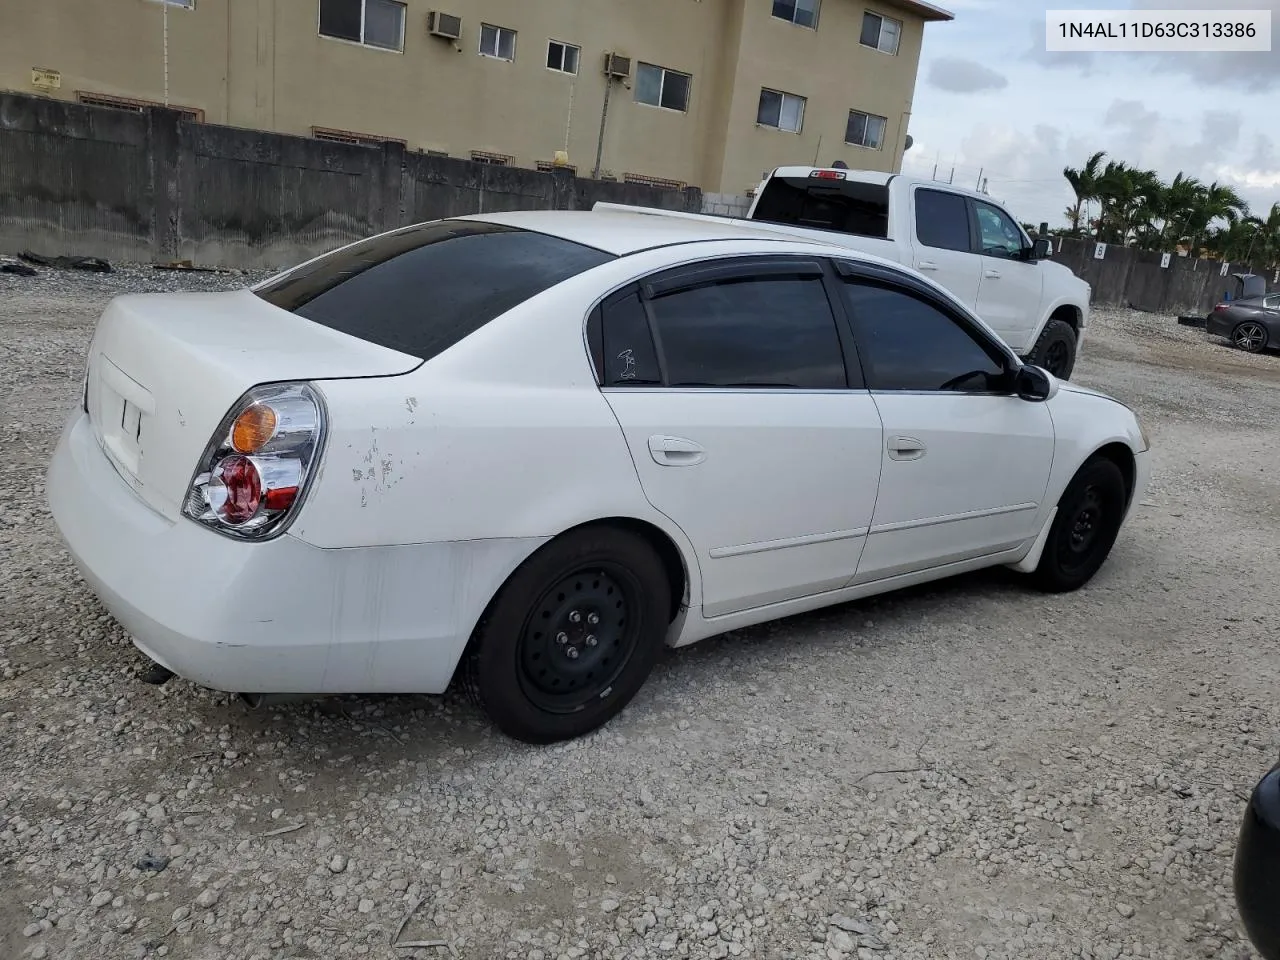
[47, 209, 1150, 743]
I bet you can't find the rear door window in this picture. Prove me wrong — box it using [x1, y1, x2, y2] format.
[254, 221, 614, 360]
[645, 268, 848, 389]
[914, 189, 972, 253]
[751, 176, 890, 238]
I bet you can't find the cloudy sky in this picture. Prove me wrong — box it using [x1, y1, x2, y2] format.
[905, 0, 1280, 228]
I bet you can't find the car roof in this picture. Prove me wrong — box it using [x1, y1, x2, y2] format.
[457, 209, 802, 256]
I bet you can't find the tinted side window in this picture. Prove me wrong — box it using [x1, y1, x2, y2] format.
[600, 292, 661, 386]
[751, 177, 890, 238]
[253, 221, 614, 360]
[975, 201, 1025, 258]
[839, 282, 1006, 392]
[647, 275, 847, 389]
[914, 189, 972, 253]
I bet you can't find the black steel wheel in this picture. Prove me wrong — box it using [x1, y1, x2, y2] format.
[1032, 456, 1128, 593]
[466, 526, 672, 744]
[1233, 321, 1269, 353]
[516, 565, 641, 715]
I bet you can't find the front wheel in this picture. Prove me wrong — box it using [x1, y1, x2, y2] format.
[1032, 457, 1128, 593]
[1026, 318, 1078, 380]
[466, 526, 671, 744]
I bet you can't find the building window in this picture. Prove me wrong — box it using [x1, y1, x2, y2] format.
[471, 150, 513, 166]
[845, 109, 887, 149]
[75, 91, 204, 122]
[546, 40, 579, 74]
[635, 63, 691, 112]
[480, 24, 517, 60]
[312, 126, 405, 147]
[318, 0, 405, 51]
[756, 89, 805, 133]
[860, 11, 902, 54]
[771, 0, 819, 29]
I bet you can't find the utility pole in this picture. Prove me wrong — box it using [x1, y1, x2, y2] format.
[975, 167, 983, 190]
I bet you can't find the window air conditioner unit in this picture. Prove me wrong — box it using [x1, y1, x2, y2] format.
[603, 53, 631, 78]
[427, 11, 462, 40]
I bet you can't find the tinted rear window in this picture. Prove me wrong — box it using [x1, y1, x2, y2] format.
[751, 176, 890, 238]
[253, 220, 614, 360]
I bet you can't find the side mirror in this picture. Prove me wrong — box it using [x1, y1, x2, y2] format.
[1031, 238, 1053, 260]
[1235, 764, 1280, 960]
[1014, 364, 1057, 402]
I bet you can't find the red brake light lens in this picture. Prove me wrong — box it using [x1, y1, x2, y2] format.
[810, 170, 847, 180]
[208, 455, 262, 524]
[182, 382, 324, 540]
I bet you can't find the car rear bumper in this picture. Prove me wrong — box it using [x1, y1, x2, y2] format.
[46, 410, 544, 695]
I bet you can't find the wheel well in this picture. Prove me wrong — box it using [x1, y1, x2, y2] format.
[575, 518, 689, 623]
[1051, 304, 1081, 334]
[449, 517, 690, 694]
[1091, 442, 1136, 507]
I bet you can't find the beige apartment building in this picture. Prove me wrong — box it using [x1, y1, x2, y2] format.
[3, 0, 952, 194]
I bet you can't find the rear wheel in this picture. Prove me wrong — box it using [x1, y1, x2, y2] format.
[467, 526, 671, 744]
[1032, 457, 1128, 593]
[1232, 321, 1269, 353]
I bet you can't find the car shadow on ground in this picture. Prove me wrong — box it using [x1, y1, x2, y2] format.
[176, 564, 1033, 761]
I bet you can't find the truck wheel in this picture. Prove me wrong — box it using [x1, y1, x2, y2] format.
[1027, 319, 1078, 380]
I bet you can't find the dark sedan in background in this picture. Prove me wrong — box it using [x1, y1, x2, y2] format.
[1207, 295, 1280, 353]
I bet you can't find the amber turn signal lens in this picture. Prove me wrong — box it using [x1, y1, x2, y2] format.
[231, 404, 278, 453]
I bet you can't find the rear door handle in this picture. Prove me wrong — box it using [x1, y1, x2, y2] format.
[984, 269, 1002, 279]
[887, 437, 926, 461]
[918, 259, 938, 271]
[648, 435, 706, 466]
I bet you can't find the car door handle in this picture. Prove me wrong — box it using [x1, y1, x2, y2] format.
[918, 259, 938, 271]
[984, 269, 1002, 279]
[648, 435, 706, 466]
[887, 437, 926, 461]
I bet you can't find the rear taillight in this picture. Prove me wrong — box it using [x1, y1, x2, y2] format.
[1214, 303, 1230, 312]
[182, 382, 325, 540]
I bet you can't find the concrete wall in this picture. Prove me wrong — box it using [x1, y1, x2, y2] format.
[1055, 237, 1275, 316]
[701, 192, 753, 217]
[0, 92, 702, 269]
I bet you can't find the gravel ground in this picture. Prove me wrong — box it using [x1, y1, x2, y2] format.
[2, 265, 1279, 960]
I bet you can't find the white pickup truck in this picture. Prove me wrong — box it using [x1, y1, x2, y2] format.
[595, 166, 1091, 380]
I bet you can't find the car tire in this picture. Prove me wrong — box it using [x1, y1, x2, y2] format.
[1026, 318, 1078, 380]
[1032, 456, 1128, 593]
[1232, 321, 1269, 353]
[465, 526, 671, 744]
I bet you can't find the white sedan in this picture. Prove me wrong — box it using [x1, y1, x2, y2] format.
[46, 210, 1150, 743]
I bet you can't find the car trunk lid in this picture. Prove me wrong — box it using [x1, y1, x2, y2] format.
[84, 288, 421, 520]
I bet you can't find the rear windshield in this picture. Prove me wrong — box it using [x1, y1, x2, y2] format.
[253, 220, 615, 360]
[750, 176, 890, 239]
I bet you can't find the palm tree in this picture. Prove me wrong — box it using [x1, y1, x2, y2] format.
[1158, 172, 1204, 248]
[1185, 182, 1248, 255]
[1063, 151, 1106, 235]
